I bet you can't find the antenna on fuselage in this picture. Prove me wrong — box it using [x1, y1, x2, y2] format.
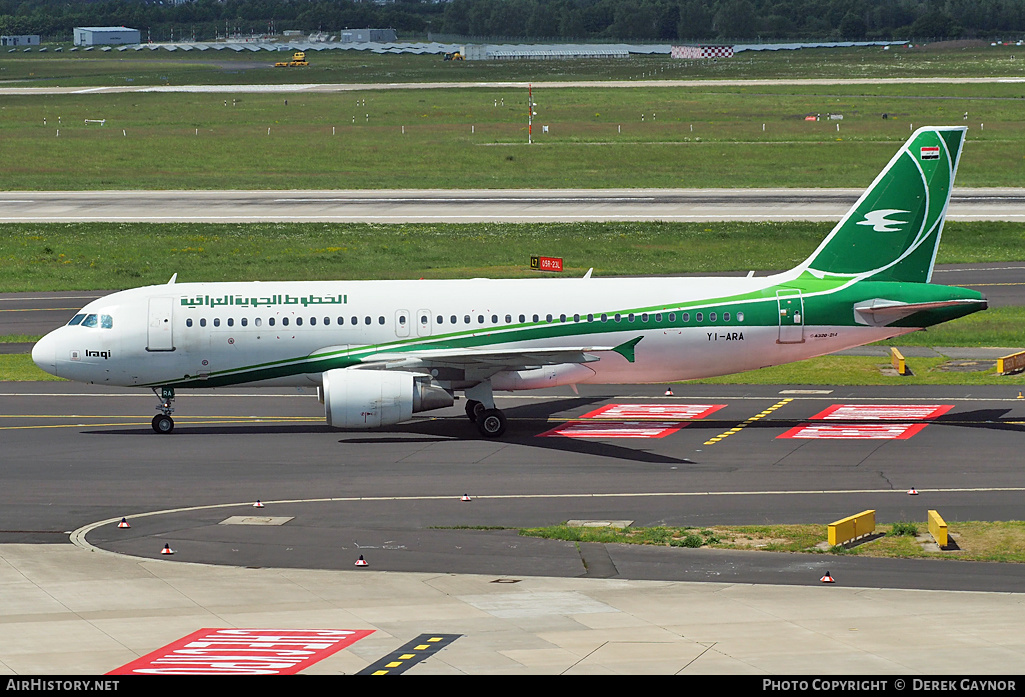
[583, 268, 593, 279]
[167, 273, 178, 284]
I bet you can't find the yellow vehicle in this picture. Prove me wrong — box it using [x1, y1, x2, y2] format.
[275, 51, 308, 67]
[443, 51, 463, 61]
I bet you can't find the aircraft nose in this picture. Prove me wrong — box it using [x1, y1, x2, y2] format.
[32, 332, 57, 375]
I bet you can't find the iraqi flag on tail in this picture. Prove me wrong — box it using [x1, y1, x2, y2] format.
[920, 146, 940, 160]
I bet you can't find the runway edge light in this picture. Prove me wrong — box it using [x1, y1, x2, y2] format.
[355, 555, 368, 567]
[118, 518, 130, 528]
[161, 544, 174, 555]
[820, 571, 835, 583]
[461, 494, 472, 502]
[253, 500, 265, 508]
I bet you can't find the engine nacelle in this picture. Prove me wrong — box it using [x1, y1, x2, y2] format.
[322, 369, 453, 429]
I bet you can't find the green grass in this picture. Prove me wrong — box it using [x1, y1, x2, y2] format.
[2, 220, 1024, 292]
[519, 520, 1025, 563]
[0, 354, 64, 381]
[1, 81, 1024, 189]
[4, 44, 1025, 87]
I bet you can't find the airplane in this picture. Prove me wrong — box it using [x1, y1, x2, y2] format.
[32, 126, 986, 438]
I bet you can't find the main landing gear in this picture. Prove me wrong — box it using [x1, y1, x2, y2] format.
[151, 386, 175, 434]
[463, 381, 507, 438]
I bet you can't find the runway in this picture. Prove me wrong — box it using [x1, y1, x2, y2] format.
[1, 188, 1023, 223]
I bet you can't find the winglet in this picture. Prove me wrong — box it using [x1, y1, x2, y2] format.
[612, 336, 643, 363]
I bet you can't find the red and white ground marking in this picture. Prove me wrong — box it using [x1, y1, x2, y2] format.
[778, 422, 930, 440]
[808, 404, 954, 421]
[540, 403, 726, 439]
[107, 628, 375, 675]
[580, 404, 726, 420]
[539, 420, 689, 439]
[778, 404, 952, 440]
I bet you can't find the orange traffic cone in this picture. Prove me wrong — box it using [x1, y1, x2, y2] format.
[820, 571, 835, 583]
[161, 544, 174, 555]
[117, 518, 130, 528]
[461, 494, 471, 502]
[355, 555, 368, 567]
[664, 387, 673, 396]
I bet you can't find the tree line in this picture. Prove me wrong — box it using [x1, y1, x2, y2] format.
[1, 0, 1022, 43]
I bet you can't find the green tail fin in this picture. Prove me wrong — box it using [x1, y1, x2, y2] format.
[799, 127, 966, 283]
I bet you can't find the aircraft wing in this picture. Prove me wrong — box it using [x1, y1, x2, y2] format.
[355, 336, 642, 371]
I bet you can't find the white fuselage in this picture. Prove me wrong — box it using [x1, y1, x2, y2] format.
[32, 274, 909, 390]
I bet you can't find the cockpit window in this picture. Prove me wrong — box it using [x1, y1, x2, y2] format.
[75, 313, 113, 329]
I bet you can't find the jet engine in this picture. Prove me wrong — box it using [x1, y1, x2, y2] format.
[322, 368, 453, 428]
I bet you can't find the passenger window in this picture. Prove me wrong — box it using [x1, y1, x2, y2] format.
[200, 318, 207, 327]
[628, 313, 635, 322]
[655, 313, 662, 322]
[546, 314, 553, 323]
[213, 318, 221, 327]
[186, 318, 193, 327]
[365, 316, 371, 325]
[378, 316, 385, 325]
[696, 312, 704, 323]
[268, 318, 275, 327]
[641, 313, 648, 322]
[282, 317, 289, 326]
[560, 314, 567, 323]
[505, 314, 512, 323]
[587, 314, 594, 322]
[241, 318, 248, 327]
[519, 314, 525, 322]
[227, 318, 234, 327]
[614, 314, 621, 322]
[709, 312, 717, 322]
[491, 315, 498, 324]
[723, 312, 731, 322]
[532, 314, 539, 322]
[296, 317, 303, 326]
[738, 311, 745, 322]
[601, 313, 608, 322]
[682, 312, 689, 322]
[68, 314, 86, 326]
[669, 313, 676, 322]
[573, 314, 580, 322]
[477, 315, 484, 324]
[464, 315, 470, 324]
[437, 315, 444, 324]
[255, 318, 262, 327]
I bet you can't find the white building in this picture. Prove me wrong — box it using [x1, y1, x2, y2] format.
[74, 27, 141, 46]
[1, 35, 40, 46]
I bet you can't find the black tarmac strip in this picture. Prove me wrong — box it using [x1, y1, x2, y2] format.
[4, 381, 1025, 593]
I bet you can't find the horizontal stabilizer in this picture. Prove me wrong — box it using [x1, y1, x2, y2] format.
[853, 298, 986, 326]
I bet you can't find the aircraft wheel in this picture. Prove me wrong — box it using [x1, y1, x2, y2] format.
[152, 414, 174, 434]
[465, 399, 485, 423]
[476, 409, 506, 438]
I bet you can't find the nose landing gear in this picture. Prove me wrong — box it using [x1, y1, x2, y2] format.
[151, 386, 175, 433]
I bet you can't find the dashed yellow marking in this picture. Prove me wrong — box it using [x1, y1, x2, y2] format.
[357, 633, 461, 675]
[703, 398, 793, 446]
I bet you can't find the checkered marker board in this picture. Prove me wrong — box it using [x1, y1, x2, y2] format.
[672, 45, 734, 58]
